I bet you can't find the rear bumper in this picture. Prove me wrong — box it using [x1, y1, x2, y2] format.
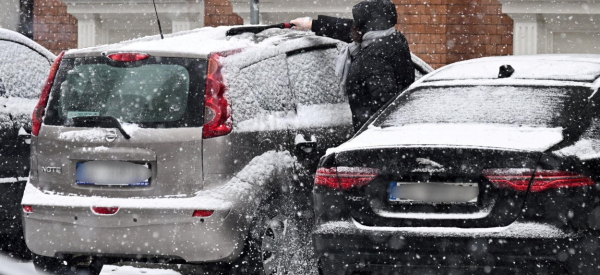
[22, 183, 248, 263]
[313, 220, 597, 274]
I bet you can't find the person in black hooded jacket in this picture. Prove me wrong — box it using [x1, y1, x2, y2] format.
[292, 0, 415, 131]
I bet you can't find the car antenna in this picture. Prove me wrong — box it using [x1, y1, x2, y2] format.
[151, 0, 164, 39]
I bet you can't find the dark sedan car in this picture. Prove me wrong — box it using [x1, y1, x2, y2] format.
[0, 28, 54, 257]
[313, 55, 600, 275]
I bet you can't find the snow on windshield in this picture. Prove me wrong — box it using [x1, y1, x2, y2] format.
[329, 123, 564, 154]
[376, 86, 588, 128]
[0, 35, 53, 132]
[0, 40, 51, 99]
[287, 47, 345, 105]
[221, 37, 349, 131]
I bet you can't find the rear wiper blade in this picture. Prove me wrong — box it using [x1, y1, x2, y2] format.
[72, 116, 131, 139]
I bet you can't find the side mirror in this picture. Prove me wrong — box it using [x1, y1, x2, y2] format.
[294, 134, 317, 155]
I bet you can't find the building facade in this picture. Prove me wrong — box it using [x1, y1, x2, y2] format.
[24, 0, 600, 68]
[499, 0, 600, 55]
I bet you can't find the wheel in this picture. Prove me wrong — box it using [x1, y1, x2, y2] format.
[258, 214, 287, 275]
[33, 255, 103, 275]
[231, 195, 311, 275]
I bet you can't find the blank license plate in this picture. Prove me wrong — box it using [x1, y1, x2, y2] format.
[76, 161, 151, 186]
[389, 182, 478, 203]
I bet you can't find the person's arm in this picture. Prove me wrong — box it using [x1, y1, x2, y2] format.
[311, 15, 354, 43]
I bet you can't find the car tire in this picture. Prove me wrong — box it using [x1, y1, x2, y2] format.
[33, 255, 103, 275]
[230, 196, 304, 275]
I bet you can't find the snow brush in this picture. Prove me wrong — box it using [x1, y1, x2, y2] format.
[226, 23, 296, 36]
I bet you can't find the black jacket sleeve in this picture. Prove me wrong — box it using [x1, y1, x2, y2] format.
[311, 15, 354, 43]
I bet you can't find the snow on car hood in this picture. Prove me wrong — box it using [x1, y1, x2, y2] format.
[0, 28, 55, 61]
[328, 123, 564, 154]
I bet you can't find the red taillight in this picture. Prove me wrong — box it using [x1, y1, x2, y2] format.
[192, 210, 214, 217]
[315, 167, 380, 190]
[23, 205, 33, 213]
[107, 53, 150, 62]
[32, 51, 64, 136]
[484, 169, 594, 192]
[91, 207, 119, 215]
[203, 53, 232, 139]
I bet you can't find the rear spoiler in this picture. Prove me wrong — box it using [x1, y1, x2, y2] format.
[226, 23, 295, 36]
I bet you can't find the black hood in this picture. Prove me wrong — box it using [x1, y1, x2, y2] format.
[352, 0, 398, 34]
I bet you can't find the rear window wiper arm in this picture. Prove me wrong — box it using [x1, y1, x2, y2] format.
[72, 116, 131, 139]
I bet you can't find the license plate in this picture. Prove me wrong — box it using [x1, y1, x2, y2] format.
[389, 182, 478, 203]
[76, 161, 151, 186]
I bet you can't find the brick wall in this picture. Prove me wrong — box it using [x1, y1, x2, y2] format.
[395, 0, 513, 69]
[204, 0, 243, 27]
[33, 0, 77, 55]
[30, 0, 510, 66]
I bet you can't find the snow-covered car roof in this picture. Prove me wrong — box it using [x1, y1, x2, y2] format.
[64, 26, 433, 76]
[0, 28, 55, 62]
[64, 26, 338, 59]
[417, 54, 600, 87]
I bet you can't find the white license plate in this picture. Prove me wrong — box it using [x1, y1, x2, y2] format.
[76, 161, 151, 186]
[389, 182, 478, 203]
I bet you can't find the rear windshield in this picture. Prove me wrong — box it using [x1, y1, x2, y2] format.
[45, 56, 206, 128]
[374, 85, 591, 128]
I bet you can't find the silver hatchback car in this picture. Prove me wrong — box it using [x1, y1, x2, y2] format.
[22, 27, 432, 274]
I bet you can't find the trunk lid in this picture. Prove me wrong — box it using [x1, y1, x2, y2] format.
[329, 84, 594, 228]
[336, 146, 541, 228]
[34, 55, 206, 197]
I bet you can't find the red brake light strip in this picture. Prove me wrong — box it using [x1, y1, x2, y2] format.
[107, 53, 150, 62]
[315, 167, 380, 190]
[484, 169, 594, 192]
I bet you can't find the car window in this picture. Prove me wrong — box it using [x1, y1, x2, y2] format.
[554, 98, 600, 159]
[0, 40, 51, 99]
[374, 85, 591, 128]
[45, 57, 205, 129]
[286, 48, 345, 105]
[228, 54, 294, 129]
[283, 48, 353, 130]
